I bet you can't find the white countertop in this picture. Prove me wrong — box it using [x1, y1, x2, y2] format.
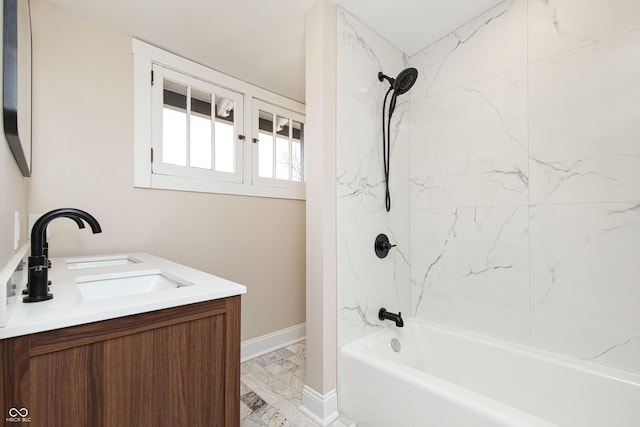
[0, 252, 246, 339]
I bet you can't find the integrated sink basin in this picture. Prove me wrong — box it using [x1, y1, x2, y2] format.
[76, 270, 193, 301]
[1, 252, 247, 340]
[66, 255, 140, 269]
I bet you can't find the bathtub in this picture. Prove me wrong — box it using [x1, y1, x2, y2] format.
[339, 319, 640, 427]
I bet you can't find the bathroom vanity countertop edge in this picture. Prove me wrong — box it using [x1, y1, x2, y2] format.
[0, 252, 246, 339]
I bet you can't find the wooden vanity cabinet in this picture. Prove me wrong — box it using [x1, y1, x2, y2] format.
[0, 296, 240, 427]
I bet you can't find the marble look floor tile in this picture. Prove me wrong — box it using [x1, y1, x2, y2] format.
[264, 359, 299, 376]
[240, 340, 355, 427]
[241, 371, 288, 407]
[272, 400, 319, 427]
[242, 416, 269, 427]
[259, 406, 290, 427]
[271, 370, 305, 393]
[240, 401, 254, 420]
[240, 381, 251, 396]
[288, 353, 306, 368]
[241, 391, 270, 417]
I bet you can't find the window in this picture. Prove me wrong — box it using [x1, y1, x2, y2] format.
[133, 39, 306, 200]
[253, 100, 305, 190]
[152, 65, 243, 183]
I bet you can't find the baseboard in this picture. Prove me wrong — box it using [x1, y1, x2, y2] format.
[240, 323, 306, 362]
[299, 385, 339, 426]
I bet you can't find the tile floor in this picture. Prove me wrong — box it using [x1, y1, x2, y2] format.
[240, 340, 354, 427]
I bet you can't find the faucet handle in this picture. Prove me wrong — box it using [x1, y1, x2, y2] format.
[375, 234, 396, 258]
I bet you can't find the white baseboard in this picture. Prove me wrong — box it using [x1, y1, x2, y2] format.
[240, 323, 306, 362]
[299, 386, 339, 426]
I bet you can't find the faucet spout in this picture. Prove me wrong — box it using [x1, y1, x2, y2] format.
[24, 208, 102, 303]
[31, 208, 101, 258]
[378, 307, 404, 328]
[42, 215, 86, 259]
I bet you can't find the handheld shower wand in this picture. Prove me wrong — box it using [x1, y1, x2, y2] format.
[378, 67, 418, 212]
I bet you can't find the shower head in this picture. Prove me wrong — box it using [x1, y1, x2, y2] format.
[378, 67, 418, 95]
[393, 67, 418, 95]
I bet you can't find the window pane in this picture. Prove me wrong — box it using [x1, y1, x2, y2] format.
[291, 141, 301, 181]
[215, 121, 234, 172]
[214, 96, 235, 173]
[292, 121, 304, 182]
[162, 79, 187, 166]
[190, 87, 212, 169]
[275, 116, 290, 180]
[258, 110, 274, 178]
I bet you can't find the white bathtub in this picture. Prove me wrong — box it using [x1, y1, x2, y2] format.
[339, 319, 640, 427]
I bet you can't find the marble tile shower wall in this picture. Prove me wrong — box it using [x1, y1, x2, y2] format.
[336, 8, 412, 347]
[409, 0, 640, 374]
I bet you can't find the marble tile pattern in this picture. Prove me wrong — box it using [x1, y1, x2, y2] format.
[337, 205, 411, 346]
[240, 340, 355, 427]
[336, 8, 411, 210]
[409, 0, 640, 374]
[336, 7, 412, 348]
[410, 206, 530, 344]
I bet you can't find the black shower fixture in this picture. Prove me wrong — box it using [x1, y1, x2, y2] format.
[378, 68, 418, 117]
[378, 67, 418, 212]
[374, 233, 396, 259]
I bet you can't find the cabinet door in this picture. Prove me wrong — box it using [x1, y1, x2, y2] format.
[2, 297, 241, 427]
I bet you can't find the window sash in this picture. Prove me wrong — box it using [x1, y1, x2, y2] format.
[252, 99, 305, 189]
[151, 64, 244, 183]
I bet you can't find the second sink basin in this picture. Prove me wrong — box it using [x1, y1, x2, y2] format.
[76, 270, 193, 301]
[66, 255, 140, 269]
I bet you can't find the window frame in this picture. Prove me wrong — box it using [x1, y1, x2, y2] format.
[252, 99, 306, 190]
[152, 64, 245, 183]
[133, 39, 306, 200]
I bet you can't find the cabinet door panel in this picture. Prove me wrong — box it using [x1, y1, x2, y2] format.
[2, 297, 240, 427]
[102, 328, 155, 426]
[30, 344, 102, 426]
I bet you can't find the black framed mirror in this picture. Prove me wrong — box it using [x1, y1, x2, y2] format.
[3, 0, 32, 177]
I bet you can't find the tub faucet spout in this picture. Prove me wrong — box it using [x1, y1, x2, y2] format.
[379, 307, 404, 327]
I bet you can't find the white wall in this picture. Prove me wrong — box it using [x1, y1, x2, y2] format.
[27, 0, 306, 341]
[410, 0, 640, 375]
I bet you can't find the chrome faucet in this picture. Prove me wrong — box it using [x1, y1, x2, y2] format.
[24, 208, 102, 303]
[379, 307, 404, 328]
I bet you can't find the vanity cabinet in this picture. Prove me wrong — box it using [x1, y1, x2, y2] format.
[0, 296, 240, 427]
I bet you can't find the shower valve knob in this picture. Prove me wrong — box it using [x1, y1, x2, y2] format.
[375, 233, 396, 258]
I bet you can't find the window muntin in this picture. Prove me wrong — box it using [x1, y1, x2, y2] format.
[152, 65, 243, 182]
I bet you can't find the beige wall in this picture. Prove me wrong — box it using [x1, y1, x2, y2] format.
[27, 0, 305, 341]
[0, 116, 29, 269]
[304, 0, 337, 397]
[0, 1, 29, 269]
